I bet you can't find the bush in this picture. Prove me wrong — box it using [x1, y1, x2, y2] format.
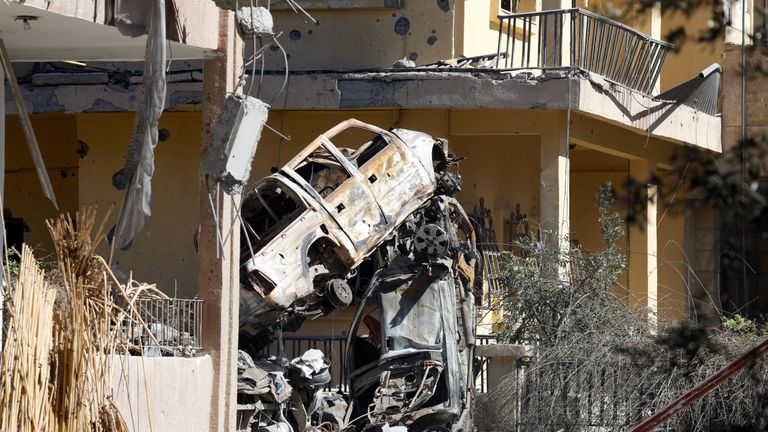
[482, 183, 768, 432]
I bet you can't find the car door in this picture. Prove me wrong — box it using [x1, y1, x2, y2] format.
[355, 133, 434, 226]
[318, 138, 387, 259]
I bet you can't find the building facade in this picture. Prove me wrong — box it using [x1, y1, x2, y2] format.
[2, 0, 749, 430]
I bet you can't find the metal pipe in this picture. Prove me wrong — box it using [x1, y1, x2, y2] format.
[510, 17, 517, 68]
[647, 48, 668, 93]
[588, 16, 597, 70]
[496, 17, 504, 68]
[506, 17, 514, 68]
[630, 42, 652, 89]
[525, 17, 532, 67]
[631, 338, 768, 432]
[619, 35, 641, 85]
[599, 24, 615, 75]
[637, 43, 658, 91]
[577, 12, 584, 68]
[570, 10, 575, 66]
[541, 13, 548, 67]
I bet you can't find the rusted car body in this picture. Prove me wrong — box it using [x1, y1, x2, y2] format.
[239, 119, 449, 344]
[344, 196, 477, 432]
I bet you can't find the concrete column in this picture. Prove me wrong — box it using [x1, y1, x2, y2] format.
[474, 344, 532, 430]
[0, 62, 4, 348]
[542, 0, 573, 68]
[686, 203, 721, 324]
[197, 9, 241, 432]
[628, 159, 658, 326]
[637, 1, 662, 93]
[539, 112, 570, 256]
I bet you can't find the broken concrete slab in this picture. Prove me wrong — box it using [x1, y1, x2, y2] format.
[30, 72, 109, 86]
[475, 343, 532, 359]
[201, 94, 269, 195]
[215, 0, 405, 10]
[236, 6, 274, 36]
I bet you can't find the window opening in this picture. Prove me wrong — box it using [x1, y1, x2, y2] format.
[353, 135, 390, 167]
[500, 0, 516, 13]
[241, 180, 306, 255]
[294, 147, 352, 198]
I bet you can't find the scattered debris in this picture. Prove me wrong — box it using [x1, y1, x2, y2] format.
[238, 119, 459, 344]
[392, 56, 416, 69]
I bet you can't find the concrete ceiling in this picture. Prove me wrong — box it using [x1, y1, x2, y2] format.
[0, 3, 206, 61]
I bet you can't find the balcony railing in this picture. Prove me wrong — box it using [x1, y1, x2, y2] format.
[495, 8, 674, 94]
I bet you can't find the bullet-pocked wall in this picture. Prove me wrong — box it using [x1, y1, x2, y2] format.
[264, 1, 457, 70]
[76, 112, 201, 298]
[5, 114, 80, 256]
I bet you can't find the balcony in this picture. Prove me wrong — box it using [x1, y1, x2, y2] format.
[0, 0, 219, 61]
[494, 8, 673, 95]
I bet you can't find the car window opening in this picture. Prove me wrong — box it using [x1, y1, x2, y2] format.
[295, 149, 352, 198]
[241, 181, 307, 255]
[354, 135, 390, 167]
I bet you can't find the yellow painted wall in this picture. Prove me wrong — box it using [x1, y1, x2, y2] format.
[570, 170, 630, 299]
[450, 134, 541, 235]
[268, 2, 456, 70]
[4, 114, 79, 257]
[76, 112, 201, 298]
[268, 0, 718, 97]
[660, 8, 723, 91]
[656, 170, 688, 321]
[2, 108, 689, 326]
[459, 0, 514, 59]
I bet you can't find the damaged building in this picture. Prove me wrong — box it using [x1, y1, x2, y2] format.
[0, 0, 741, 431]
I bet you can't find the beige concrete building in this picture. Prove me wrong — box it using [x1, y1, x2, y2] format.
[0, 0, 749, 430]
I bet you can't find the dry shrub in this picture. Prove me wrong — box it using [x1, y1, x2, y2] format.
[1, 208, 168, 431]
[480, 185, 768, 431]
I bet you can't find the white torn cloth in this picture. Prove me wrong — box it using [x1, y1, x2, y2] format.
[114, 0, 167, 250]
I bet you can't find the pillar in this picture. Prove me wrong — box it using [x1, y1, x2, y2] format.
[637, 1, 662, 94]
[0, 62, 4, 347]
[628, 159, 658, 326]
[686, 203, 721, 324]
[539, 112, 570, 257]
[542, 0, 573, 68]
[197, 9, 241, 432]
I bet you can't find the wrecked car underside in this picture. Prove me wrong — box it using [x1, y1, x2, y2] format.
[236, 119, 478, 432]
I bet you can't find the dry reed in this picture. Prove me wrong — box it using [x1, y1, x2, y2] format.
[0, 207, 168, 431]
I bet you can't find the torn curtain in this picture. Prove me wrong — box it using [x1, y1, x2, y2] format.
[114, 0, 167, 250]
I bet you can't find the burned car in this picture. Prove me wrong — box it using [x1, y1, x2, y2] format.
[237, 119, 478, 432]
[344, 196, 478, 432]
[239, 119, 459, 347]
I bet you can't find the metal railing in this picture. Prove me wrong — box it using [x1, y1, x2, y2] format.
[495, 8, 673, 94]
[117, 297, 203, 357]
[257, 335, 348, 391]
[481, 360, 677, 432]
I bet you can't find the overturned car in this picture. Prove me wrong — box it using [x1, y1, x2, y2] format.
[237, 119, 478, 432]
